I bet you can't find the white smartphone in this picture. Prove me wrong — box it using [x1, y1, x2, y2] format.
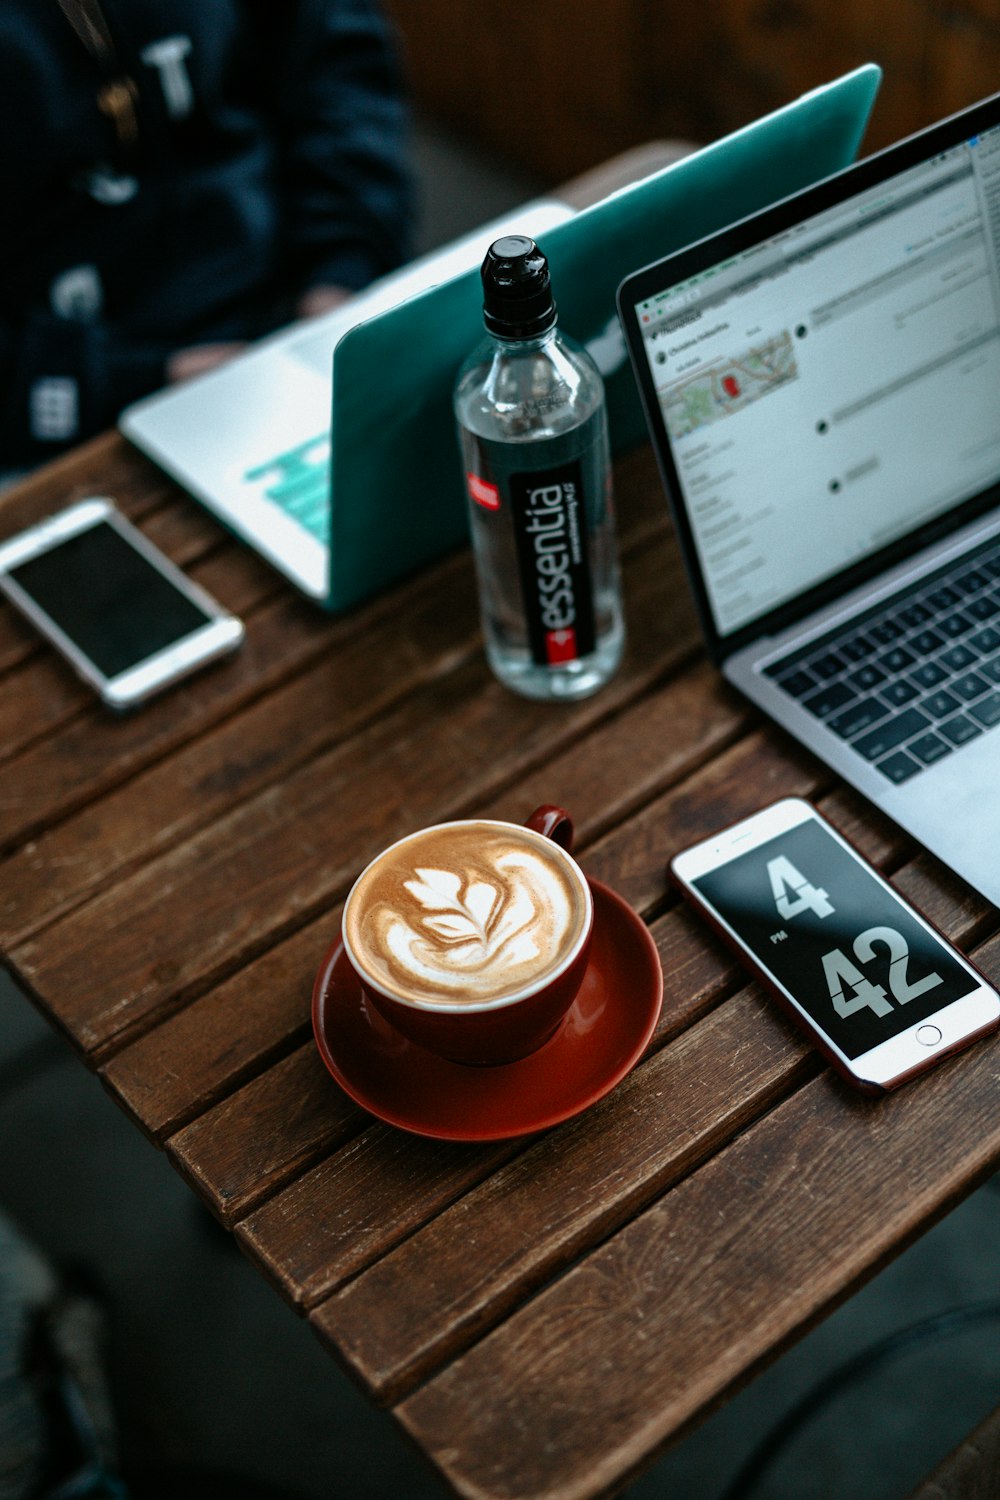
[670, 797, 1000, 1092]
[0, 497, 244, 709]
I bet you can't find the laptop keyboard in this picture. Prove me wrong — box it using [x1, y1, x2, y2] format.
[243, 433, 331, 541]
[764, 533, 1000, 783]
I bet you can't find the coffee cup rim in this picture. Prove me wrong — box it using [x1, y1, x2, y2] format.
[341, 817, 594, 1013]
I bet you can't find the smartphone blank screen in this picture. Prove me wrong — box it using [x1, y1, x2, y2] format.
[9, 521, 212, 678]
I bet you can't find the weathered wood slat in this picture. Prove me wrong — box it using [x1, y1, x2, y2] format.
[0, 554, 310, 850]
[395, 932, 1000, 1500]
[101, 911, 340, 1141]
[305, 852, 994, 1399]
[9, 536, 695, 1057]
[0, 604, 52, 678]
[0, 433, 172, 536]
[240, 1125, 522, 1309]
[813, 783, 911, 868]
[311, 987, 816, 1394]
[473, 660, 750, 843]
[892, 852, 997, 948]
[583, 723, 827, 915]
[0, 655, 90, 760]
[0, 561, 482, 944]
[0, 540, 277, 776]
[170, 1041, 369, 1223]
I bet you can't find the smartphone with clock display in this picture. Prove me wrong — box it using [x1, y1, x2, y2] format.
[670, 797, 1000, 1091]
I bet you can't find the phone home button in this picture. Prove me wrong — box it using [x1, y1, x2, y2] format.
[916, 1024, 943, 1047]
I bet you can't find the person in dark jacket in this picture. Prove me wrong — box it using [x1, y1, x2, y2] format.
[0, 0, 414, 469]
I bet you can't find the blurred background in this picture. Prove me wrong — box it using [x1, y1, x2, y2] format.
[384, 0, 1000, 183]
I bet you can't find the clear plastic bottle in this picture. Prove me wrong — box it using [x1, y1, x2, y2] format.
[453, 235, 625, 700]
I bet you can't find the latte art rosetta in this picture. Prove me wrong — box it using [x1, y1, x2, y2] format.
[345, 823, 588, 1005]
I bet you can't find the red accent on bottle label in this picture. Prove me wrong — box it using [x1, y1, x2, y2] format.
[545, 627, 578, 664]
[467, 473, 501, 511]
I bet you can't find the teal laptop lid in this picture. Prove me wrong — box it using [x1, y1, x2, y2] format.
[327, 64, 881, 610]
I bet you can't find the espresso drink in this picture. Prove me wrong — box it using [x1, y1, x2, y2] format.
[344, 821, 589, 1006]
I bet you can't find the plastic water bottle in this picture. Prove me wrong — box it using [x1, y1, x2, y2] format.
[453, 235, 625, 700]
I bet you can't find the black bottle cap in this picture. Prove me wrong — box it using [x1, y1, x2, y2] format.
[481, 235, 556, 339]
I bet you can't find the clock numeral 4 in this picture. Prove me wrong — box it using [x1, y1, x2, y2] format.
[767, 854, 835, 921]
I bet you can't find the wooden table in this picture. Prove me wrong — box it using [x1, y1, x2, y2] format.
[2, 430, 1000, 1500]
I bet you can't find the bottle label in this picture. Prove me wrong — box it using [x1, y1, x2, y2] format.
[509, 458, 596, 667]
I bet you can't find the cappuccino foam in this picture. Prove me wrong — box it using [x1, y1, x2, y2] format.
[344, 821, 588, 1006]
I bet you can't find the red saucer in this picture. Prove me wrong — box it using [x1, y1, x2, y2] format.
[311, 879, 663, 1141]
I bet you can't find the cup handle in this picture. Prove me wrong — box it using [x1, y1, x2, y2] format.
[524, 805, 574, 853]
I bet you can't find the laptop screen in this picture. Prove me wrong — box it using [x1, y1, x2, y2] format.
[626, 112, 1000, 644]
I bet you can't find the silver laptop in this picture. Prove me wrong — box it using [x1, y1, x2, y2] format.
[618, 92, 1000, 907]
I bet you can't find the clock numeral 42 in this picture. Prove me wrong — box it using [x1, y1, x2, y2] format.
[766, 854, 942, 1020]
[822, 925, 942, 1019]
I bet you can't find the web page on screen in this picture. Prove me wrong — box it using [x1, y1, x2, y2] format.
[638, 126, 1000, 636]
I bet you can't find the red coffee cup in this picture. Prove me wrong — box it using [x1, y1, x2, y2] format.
[341, 806, 593, 1065]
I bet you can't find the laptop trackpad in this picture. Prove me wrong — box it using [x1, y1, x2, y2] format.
[886, 729, 1000, 904]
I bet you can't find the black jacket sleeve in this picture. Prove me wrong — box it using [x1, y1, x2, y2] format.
[0, 314, 169, 471]
[0, 0, 415, 469]
[274, 0, 415, 294]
